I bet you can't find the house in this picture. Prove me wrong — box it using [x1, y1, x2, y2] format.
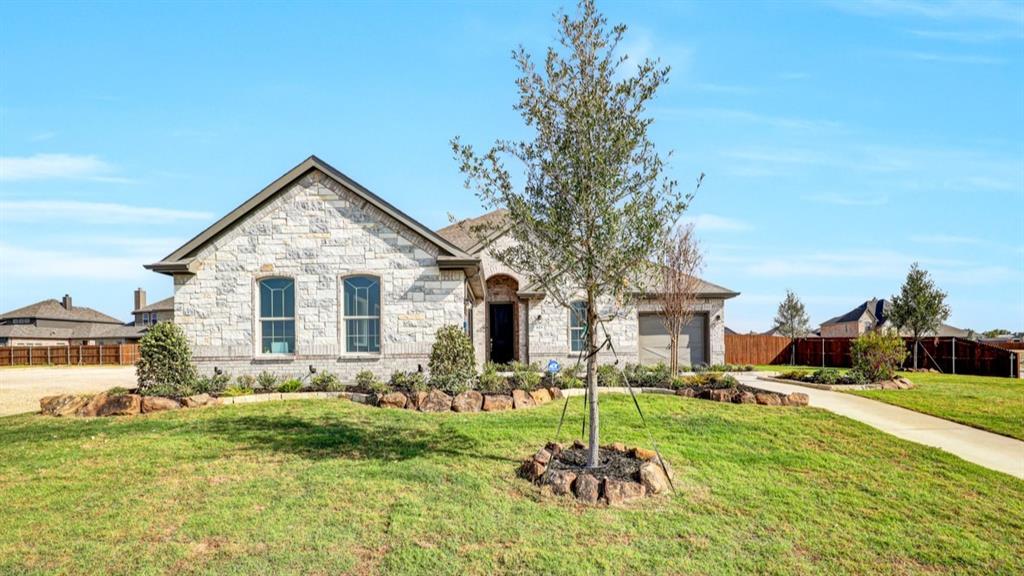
[820, 298, 969, 338]
[0, 295, 143, 346]
[132, 289, 174, 327]
[146, 156, 738, 379]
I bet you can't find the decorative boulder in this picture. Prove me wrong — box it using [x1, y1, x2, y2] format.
[631, 447, 657, 461]
[482, 394, 513, 412]
[544, 442, 563, 458]
[755, 393, 782, 406]
[529, 388, 553, 405]
[419, 389, 452, 412]
[548, 470, 576, 496]
[519, 457, 546, 482]
[639, 461, 672, 495]
[40, 394, 91, 417]
[378, 392, 408, 409]
[676, 388, 697, 398]
[532, 448, 552, 466]
[896, 377, 915, 390]
[573, 473, 600, 504]
[548, 387, 564, 400]
[786, 392, 809, 406]
[604, 478, 646, 506]
[407, 391, 428, 410]
[81, 392, 141, 417]
[141, 396, 181, 413]
[511, 389, 535, 409]
[708, 389, 733, 402]
[452, 390, 483, 413]
[606, 442, 628, 453]
[733, 391, 756, 404]
[182, 393, 214, 408]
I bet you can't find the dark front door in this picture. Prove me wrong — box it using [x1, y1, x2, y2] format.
[489, 303, 514, 364]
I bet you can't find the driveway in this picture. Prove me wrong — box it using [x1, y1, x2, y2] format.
[737, 373, 1024, 480]
[0, 366, 136, 417]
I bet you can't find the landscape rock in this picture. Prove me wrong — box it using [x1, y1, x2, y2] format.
[378, 392, 408, 409]
[452, 390, 483, 413]
[604, 478, 646, 506]
[786, 392, 809, 406]
[407, 391, 428, 410]
[419, 389, 453, 412]
[639, 461, 672, 495]
[708, 389, 733, 402]
[548, 470, 577, 496]
[511, 389, 535, 409]
[606, 442, 628, 453]
[573, 473, 600, 504]
[182, 393, 214, 408]
[631, 447, 658, 461]
[548, 387, 564, 400]
[732, 391, 756, 404]
[82, 392, 142, 417]
[519, 458, 546, 482]
[896, 377, 914, 390]
[349, 392, 373, 404]
[141, 396, 181, 413]
[544, 442, 563, 458]
[533, 448, 552, 466]
[676, 388, 697, 398]
[529, 388, 553, 405]
[482, 394, 513, 412]
[879, 380, 899, 390]
[572, 439, 586, 450]
[40, 394, 91, 417]
[755, 393, 782, 406]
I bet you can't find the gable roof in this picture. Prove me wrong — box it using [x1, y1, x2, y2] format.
[133, 296, 174, 314]
[0, 299, 124, 325]
[436, 209, 510, 254]
[147, 156, 475, 275]
[822, 298, 888, 326]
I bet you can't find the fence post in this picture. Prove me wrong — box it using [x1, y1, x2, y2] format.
[66, 346, 70, 365]
[821, 338, 825, 367]
[99, 345, 103, 366]
[952, 338, 956, 374]
[46, 347, 51, 366]
[28, 347, 31, 366]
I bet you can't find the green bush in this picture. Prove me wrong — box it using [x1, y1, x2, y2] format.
[256, 371, 278, 391]
[369, 380, 391, 395]
[596, 364, 623, 387]
[222, 385, 254, 397]
[277, 379, 303, 393]
[477, 363, 507, 393]
[194, 373, 231, 396]
[851, 331, 908, 382]
[107, 386, 129, 397]
[511, 365, 542, 391]
[310, 371, 343, 392]
[136, 322, 197, 397]
[389, 370, 428, 392]
[811, 368, 841, 385]
[428, 325, 476, 393]
[355, 370, 378, 389]
[236, 375, 256, 390]
[680, 373, 738, 389]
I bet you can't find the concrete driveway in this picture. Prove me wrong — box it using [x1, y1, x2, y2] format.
[737, 373, 1024, 480]
[0, 366, 136, 417]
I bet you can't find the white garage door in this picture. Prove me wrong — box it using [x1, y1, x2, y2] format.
[638, 313, 707, 367]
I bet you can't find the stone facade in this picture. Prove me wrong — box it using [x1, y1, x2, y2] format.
[172, 170, 466, 380]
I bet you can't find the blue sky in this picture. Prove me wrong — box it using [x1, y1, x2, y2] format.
[1, 0, 1021, 332]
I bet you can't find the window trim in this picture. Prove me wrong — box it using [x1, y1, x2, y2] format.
[569, 300, 587, 353]
[255, 275, 297, 357]
[339, 273, 382, 356]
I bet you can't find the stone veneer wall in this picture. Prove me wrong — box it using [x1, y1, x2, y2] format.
[172, 170, 466, 380]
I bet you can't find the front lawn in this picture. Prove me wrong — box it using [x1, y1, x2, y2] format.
[1, 396, 1022, 575]
[851, 372, 1024, 440]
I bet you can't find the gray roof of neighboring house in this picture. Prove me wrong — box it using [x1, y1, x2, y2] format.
[0, 299, 124, 325]
[133, 296, 174, 314]
[0, 323, 144, 341]
[147, 155, 476, 275]
[821, 298, 968, 337]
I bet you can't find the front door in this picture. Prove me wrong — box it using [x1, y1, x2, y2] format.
[489, 303, 514, 364]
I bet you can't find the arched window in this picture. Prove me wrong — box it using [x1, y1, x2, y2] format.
[259, 278, 295, 354]
[569, 300, 587, 352]
[344, 275, 381, 353]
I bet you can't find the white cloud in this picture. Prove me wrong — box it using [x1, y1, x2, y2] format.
[0, 200, 213, 224]
[804, 193, 889, 206]
[0, 154, 131, 183]
[0, 242, 151, 280]
[682, 213, 750, 232]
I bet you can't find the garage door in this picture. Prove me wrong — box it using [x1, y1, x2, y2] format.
[638, 313, 707, 367]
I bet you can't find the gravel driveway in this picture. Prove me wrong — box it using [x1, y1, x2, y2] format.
[0, 366, 136, 417]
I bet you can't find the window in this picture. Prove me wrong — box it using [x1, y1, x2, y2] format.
[569, 300, 587, 352]
[260, 278, 295, 354]
[344, 276, 380, 353]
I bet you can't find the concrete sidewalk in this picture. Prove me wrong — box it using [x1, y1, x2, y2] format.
[737, 373, 1024, 480]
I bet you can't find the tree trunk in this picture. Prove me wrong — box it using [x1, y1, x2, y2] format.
[913, 336, 919, 369]
[585, 288, 600, 468]
[669, 328, 678, 375]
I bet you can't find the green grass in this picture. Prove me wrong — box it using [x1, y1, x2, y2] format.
[851, 372, 1024, 440]
[1, 396, 1022, 575]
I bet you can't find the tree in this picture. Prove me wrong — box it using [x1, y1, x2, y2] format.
[889, 262, 950, 369]
[983, 328, 1011, 339]
[657, 223, 704, 375]
[773, 290, 811, 338]
[136, 322, 197, 397]
[452, 0, 687, 467]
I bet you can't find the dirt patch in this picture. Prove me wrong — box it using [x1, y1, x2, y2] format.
[0, 366, 136, 417]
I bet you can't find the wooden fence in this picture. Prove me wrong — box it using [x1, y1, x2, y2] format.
[0, 344, 139, 367]
[726, 335, 1019, 378]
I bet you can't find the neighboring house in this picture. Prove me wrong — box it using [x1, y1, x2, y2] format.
[0, 295, 143, 346]
[146, 156, 738, 379]
[132, 289, 174, 327]
[820, 298, 969, 338]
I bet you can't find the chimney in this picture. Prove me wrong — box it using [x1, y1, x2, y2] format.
[62, 294, 72, 310]
[134, 288, 147, 311]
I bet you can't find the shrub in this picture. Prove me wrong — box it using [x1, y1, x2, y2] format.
[236, 375, 257, 389]
[136, 322, 197, 397]
[779, 370, 811, 382]
[596, 364, 623, 387]
[107, 386, 129, 397]
[277, 379, 303, 393]
[670, 375, 690, 390]
[477, 363, 507, 393]
[390, 370, 428, 392]
[194, 373, 231, 396]
[428, 325, 476, 393]
[681, 373, 738, 389]
[256, 371, 278, 391]
[811, 368, 841, 385]
[141, 383, 181, 398]
[559, 375, 584, 389]
[310, 371, 343, 392]
[511, 365, 542, 391]
[355, 370, 378, 389]
[222, 385, 254, 397]
[851, 331, 908, 382]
